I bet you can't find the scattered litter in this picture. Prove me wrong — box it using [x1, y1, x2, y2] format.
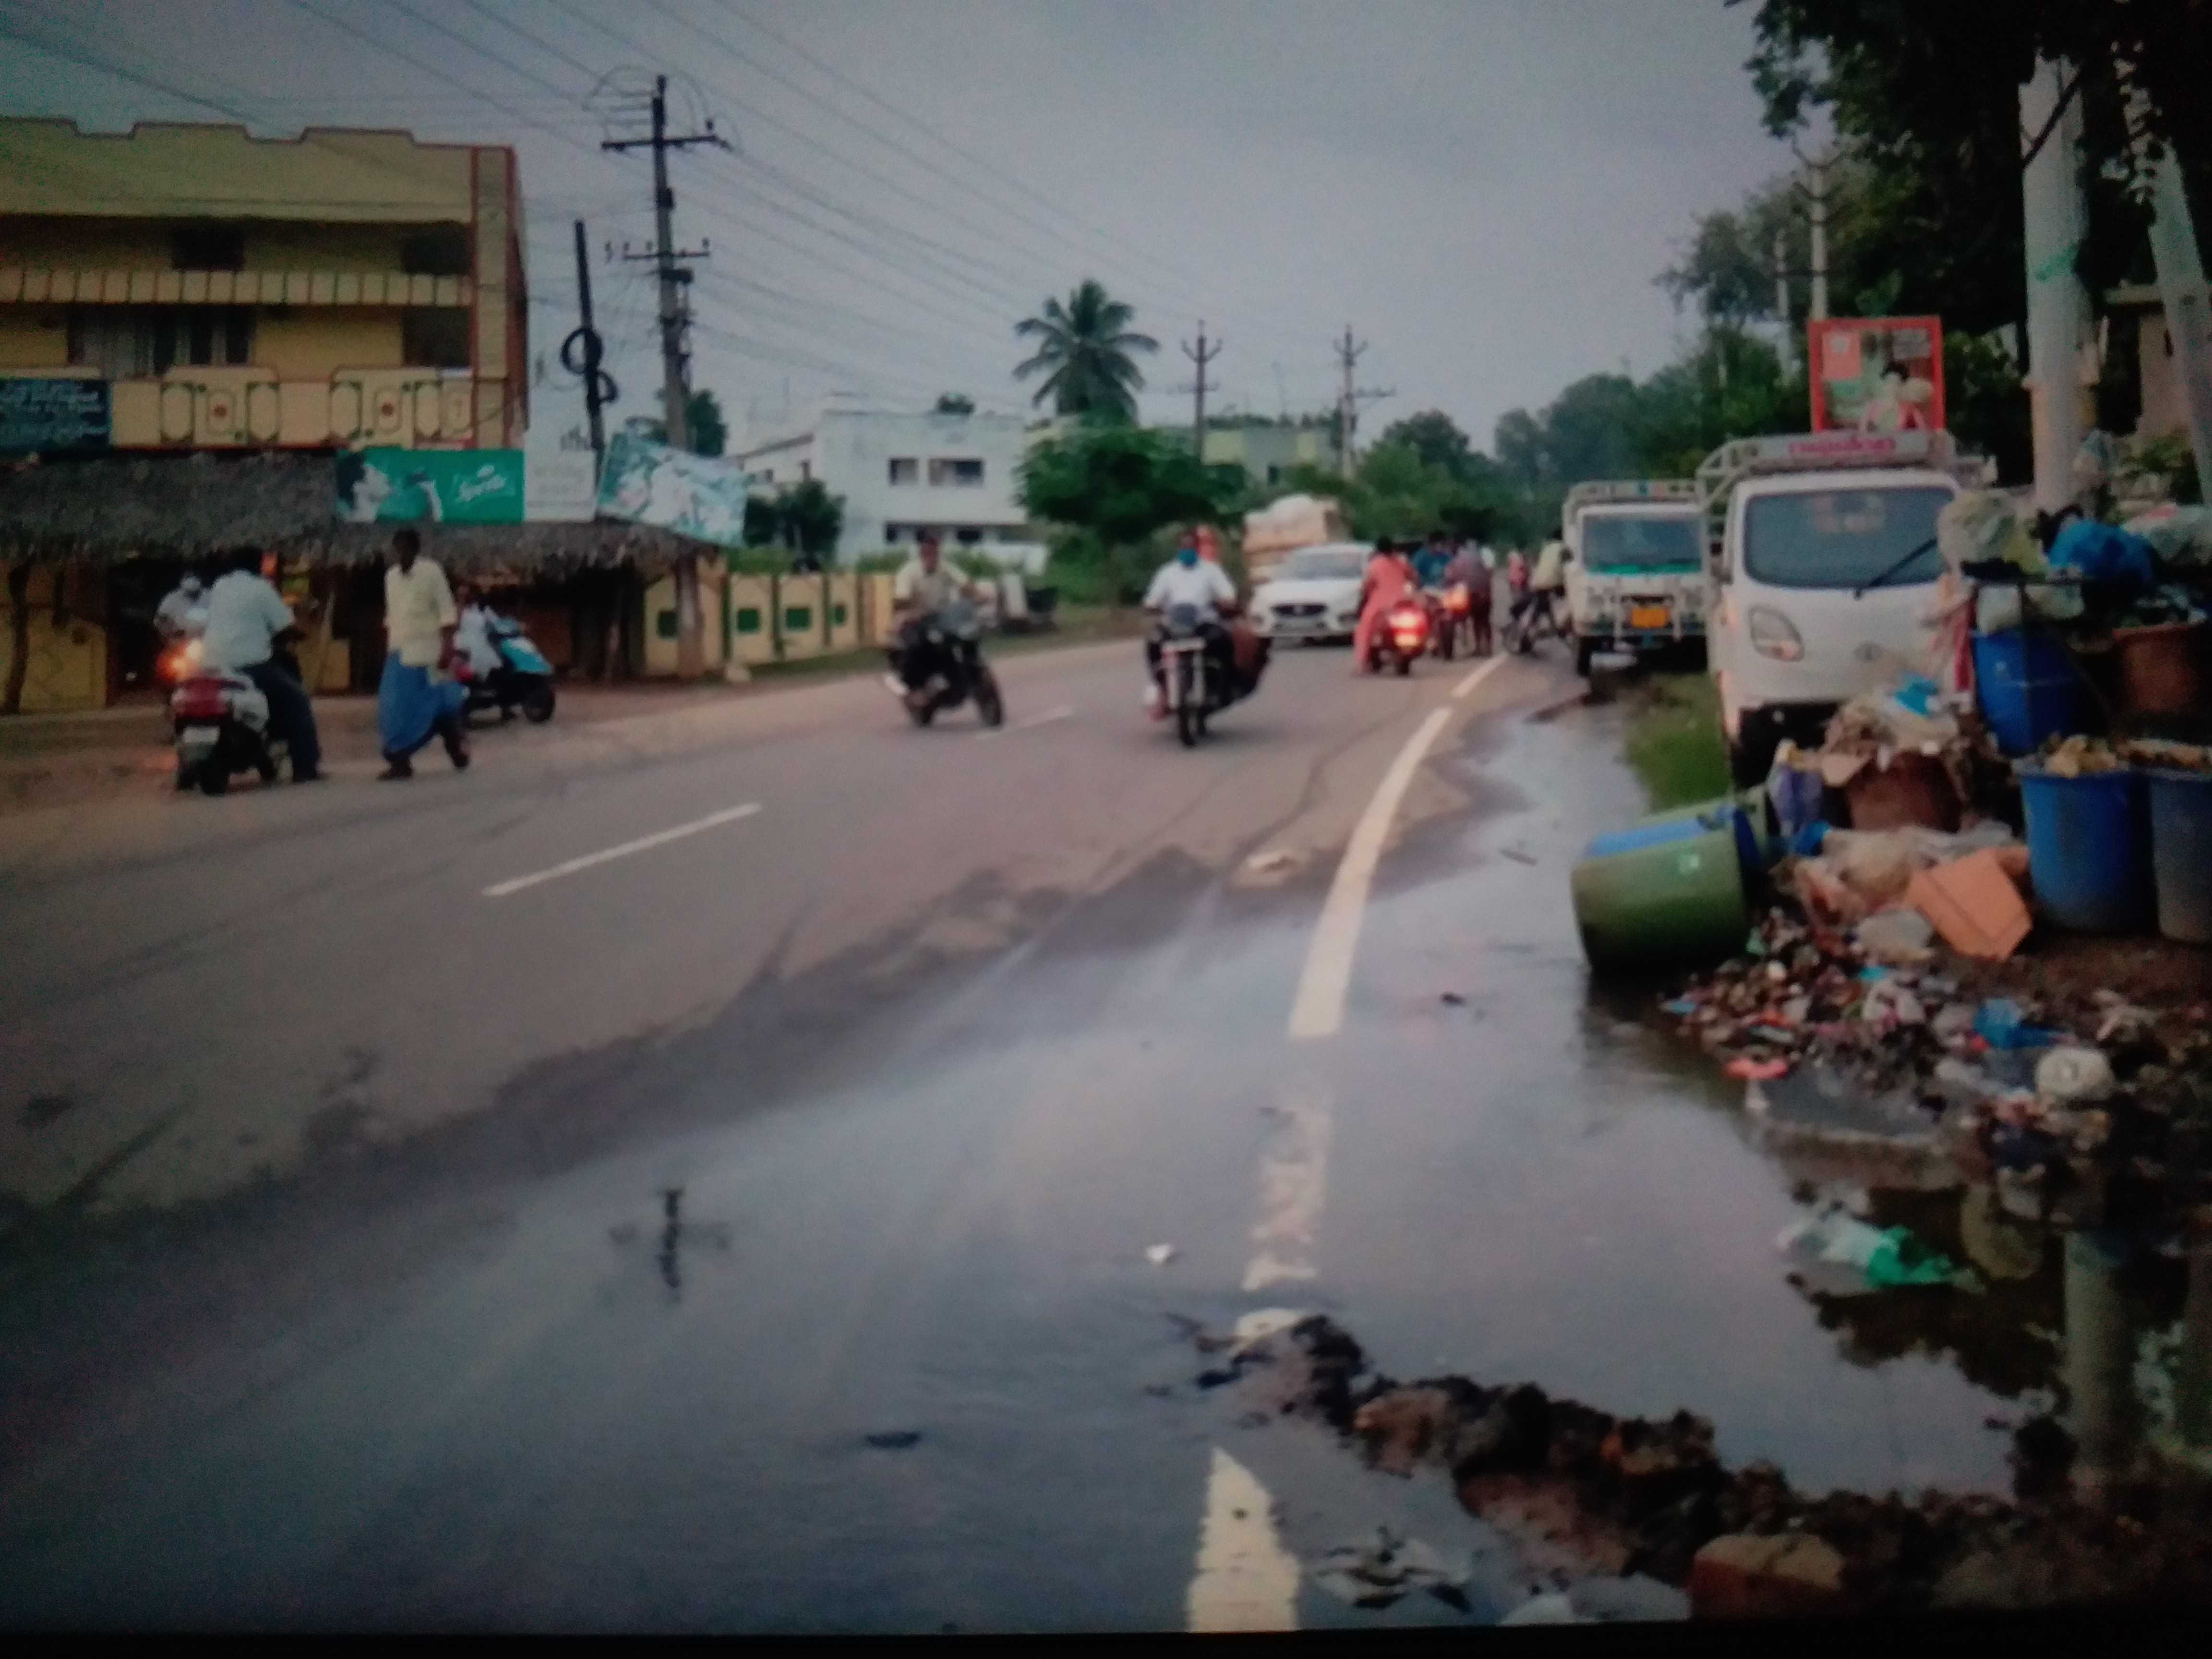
[1776, 1207, 1974, 1292]
[2039, 733, 2126, 779]
[1440, 991, 1467, 1007]
[1974, 998, 2063, 1051]
[1144, 1243, 1179, 1267]
[1907, 847, 2032, 961]
[863, 1431, 922, 1450]
[1855, 908, 1936, 965]
[1310, 1527, 1467, 1611]
[1725, 1057, 1791, 1081]
[2034, 1046, 2116, 1106]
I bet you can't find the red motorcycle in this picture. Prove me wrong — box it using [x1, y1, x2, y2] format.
[1364, 598, 1431, 677]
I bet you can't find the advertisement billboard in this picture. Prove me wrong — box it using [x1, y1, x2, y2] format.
[1809, 316, 1946, 434]
[336, 447, 525, 524]
[0, 377, 110, 455]
[594, 430, 757, 547]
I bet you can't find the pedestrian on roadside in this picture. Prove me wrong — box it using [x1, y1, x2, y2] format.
[377, 528, 469, 781]
[200, 545, 323, 782]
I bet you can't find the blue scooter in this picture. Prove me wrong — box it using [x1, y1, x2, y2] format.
[460, 615, 557, 725]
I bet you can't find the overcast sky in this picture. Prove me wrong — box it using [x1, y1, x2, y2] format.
[0, 0, 1799, 450]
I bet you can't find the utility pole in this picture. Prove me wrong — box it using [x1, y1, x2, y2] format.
[1180, 321, 1222, 461]
[1773, 227, 1791, 326]
[2129, 89, 2212, 505]
[1333, 325, 1395, 476]
[1803, 144, 1834, 322]
[2020, 58, 2092, 517]
[604, 75, 729, 678]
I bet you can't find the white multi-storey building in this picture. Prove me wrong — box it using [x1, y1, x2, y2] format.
[734, 399, 1043, 566]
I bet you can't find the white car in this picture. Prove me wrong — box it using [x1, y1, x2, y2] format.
[1250, 542, 1370, 643]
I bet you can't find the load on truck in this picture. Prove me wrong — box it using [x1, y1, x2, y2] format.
[1697, 429, 1989, 786]
[1559, 479, 1704, 677]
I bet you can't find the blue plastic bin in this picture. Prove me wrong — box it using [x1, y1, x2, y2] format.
[1974, 629, 2080, 756]
[2020, 767, 2154, 934]
[2147, 770, 2212, 945]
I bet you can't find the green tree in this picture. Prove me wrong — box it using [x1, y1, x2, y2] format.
[1012, 280, 1159, 421]
[1375, 409, 1478, 480]
[1018, 421, 1236, 601]
[774, 478, 843, 557]
[633, 388, 729, 457]
[934, 392, 975, 415]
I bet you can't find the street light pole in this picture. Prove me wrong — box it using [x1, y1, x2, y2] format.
[2020, 58, 2092, 517]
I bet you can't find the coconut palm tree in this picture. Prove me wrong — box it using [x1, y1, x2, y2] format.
[1012, 279, 1158, 421]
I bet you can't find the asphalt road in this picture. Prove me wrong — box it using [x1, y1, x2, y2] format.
[0, 639, 2031, 1632]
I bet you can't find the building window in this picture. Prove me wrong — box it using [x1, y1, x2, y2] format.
[1266, 463, 1282, 484]
[401, 309, 470, 369]
[955, 527, 983, 545]
[929, 457, 984, 486]
[68, 306, 253, 377]
[887, 457, 919, 485]
[400, 225, 472, 277]
[171, 226, 245, 271]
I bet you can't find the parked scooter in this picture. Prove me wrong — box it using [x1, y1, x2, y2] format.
[170, 665, 282, 795]
[888, 598, 1005, 728]
[1363, 597, 1432, 676]
[457, 615, 556, 724]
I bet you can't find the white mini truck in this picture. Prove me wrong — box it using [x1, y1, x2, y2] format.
[1561, 479, 1705, 676]
[1696, 430, 1988, 786]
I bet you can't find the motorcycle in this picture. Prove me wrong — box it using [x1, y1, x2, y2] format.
[888, 598, 1005, 728]
[155, 634, 205, 689]
[1422, 587, 1460, 661]
[1363, 597, 1432, 677]
[1154, 601, 1223, 748]
[1500, 589, 1568, 657]
[457, 616, 557, 725]
[170, 666, 282, 795]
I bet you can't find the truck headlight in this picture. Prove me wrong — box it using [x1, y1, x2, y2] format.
[1748, 605, 1803, 661]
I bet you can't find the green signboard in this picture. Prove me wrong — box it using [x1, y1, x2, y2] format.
[0, 377, 110, 455]
[335, 447, 525, 524]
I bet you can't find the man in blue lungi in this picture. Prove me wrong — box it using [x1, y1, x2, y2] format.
[378, 528, 470, 781]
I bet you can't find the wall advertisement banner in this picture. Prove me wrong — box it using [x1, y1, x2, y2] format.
[336, 447, 525, 523]
[1809, 316, 1947, 435]
[595, 430, 757, 547]
[0, 377, 110, 455]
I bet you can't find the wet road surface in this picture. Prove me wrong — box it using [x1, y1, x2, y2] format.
[0, 642, 2055, 1630]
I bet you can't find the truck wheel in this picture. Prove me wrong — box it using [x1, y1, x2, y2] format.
[1575, 637, 1597, 677]
[1727, 727, 1779, 789]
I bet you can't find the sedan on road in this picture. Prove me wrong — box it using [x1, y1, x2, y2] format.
[1249, 542, 1370, 644]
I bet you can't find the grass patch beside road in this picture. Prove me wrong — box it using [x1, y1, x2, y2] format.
[1623, 673, 1731, 810]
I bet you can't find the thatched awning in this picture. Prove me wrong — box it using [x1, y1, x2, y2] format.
[0, 449, 719, 572]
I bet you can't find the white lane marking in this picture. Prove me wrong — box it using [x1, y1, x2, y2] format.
[1454, 654, 1508, 700]
[1186, 1448, 1301, 1632]
[1242, 1077, 1334, 1291]
[973, 702, 1074, 740]
[481, 803, 762, 898]
[1286, 655, 1509, 1039]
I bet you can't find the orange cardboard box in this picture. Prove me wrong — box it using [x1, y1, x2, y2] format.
[1908, 847, 2032, 960]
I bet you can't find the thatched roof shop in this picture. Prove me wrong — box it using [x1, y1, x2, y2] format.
[0, 450, 716, 572]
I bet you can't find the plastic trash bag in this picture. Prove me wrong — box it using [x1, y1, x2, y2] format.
[2049, 518, 2157, 589]
[1777, 1208, 1966, 1290]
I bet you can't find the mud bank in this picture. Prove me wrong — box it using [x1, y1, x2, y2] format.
[1202, 1315, 2212, 1616]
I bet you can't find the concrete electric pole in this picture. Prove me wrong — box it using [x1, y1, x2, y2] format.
[1181, 322, 1222, 462]
[604, 75, 729, 678]
[1333, 326, 1394, 477]
[2130, 92, 2212, 505]
[2020, 59, 2093, 518]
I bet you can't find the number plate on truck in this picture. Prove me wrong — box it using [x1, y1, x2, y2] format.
[1629, 605, 1671, 630]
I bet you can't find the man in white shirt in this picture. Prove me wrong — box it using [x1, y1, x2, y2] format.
[886, 531, 980, 706]
[377, 528, 469, 780]
[200, 547, 321, 781]
[1141, 532, 1239, 715]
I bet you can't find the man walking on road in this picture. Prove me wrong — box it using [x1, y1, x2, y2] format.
[201, 546, 322, 782]
[378, 528, 469, 781]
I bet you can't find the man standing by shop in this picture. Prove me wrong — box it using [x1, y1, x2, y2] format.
[378, 528, 469, 781]
[200, 545, 321, 782]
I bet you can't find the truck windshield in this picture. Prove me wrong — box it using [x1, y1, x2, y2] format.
[1580, 516, 1702, 572]
[1742, 486, 1949, 589]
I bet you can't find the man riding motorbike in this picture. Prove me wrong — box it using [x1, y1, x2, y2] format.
[1142, 530, 1239, 717]
[1507, 536, 1570, 644]
[1412, 530, 1453, 590]
[199, 544, 322, 783]
[887, 531, 983, 712]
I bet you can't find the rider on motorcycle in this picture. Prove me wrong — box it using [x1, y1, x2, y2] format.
[887, 532, 982, 711]
[1142, 531, 1238, 717]
[155, 573, 208, 643]
[1412, 530, 1452, 589]
[1351, 540, 1416, 674]
[1508, 536, 1570, 638]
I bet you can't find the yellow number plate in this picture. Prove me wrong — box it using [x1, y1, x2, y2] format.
[1629, 605, 1671, 630]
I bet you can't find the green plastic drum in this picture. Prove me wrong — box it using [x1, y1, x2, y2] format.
[1572, 805, 1760, 973]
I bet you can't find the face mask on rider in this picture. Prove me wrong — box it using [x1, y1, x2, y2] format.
[1176, 545, 1199, 568]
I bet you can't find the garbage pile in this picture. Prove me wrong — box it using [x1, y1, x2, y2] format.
[1191, 1314, 2212, 1615]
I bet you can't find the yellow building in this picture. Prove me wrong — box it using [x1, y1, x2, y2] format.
[0, 118, 525, 452]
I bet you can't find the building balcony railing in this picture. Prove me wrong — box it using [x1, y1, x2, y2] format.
[0, 265, 473, 308]
[0, 365, 500, 449]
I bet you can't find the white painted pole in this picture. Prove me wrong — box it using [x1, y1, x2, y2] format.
[2021, 59, 2092, 516]
[1807, 151, 1830, 323]
[2136, 111, 2212, 504]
